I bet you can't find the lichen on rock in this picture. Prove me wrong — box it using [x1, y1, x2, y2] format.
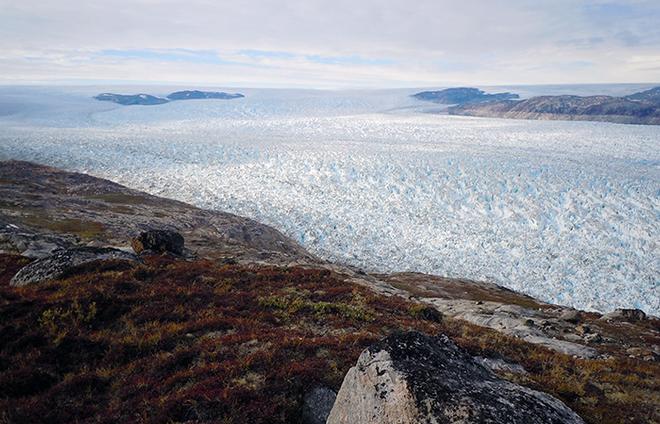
[328, 331, 585, 424]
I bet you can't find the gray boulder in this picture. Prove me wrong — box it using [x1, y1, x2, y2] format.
[559, 309, 582, 324]
[10, 246, 138, 287]
[131, 229, 184, 255]
[302, 386, 336, 424]
[327, 331, 584, 424]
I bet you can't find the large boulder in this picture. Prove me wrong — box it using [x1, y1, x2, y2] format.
[10, 246, 138, 287]
[559, 309, 582, 324]
[131, 230, 184, 255]
[327, 332, 584, 424]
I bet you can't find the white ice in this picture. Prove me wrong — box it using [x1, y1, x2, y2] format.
[0, 86, 658, 314]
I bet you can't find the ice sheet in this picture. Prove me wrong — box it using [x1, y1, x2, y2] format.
[1, 87, 658, 314]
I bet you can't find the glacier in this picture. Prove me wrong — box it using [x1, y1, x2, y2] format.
[0, 86, 658, 314]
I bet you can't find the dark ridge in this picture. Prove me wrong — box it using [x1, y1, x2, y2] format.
[447, 86, 660, 125]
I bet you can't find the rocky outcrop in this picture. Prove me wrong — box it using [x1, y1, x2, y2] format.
[379, 273, 599, 358]
[413, 87, 519, 104]
[0, 222, 74, 258]
[10, 246, 138, 287]
[327, 332, 584, 424]
[447, 87, 660, 125]
[601, 308, 647, 322]
[0, 160, 312, 265]
[131, 229, 185, 255]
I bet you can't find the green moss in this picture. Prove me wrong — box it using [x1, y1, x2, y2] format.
[39, 300, 97, 344]
[258, 291, 375, 322]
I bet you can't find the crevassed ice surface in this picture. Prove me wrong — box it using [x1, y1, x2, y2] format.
[0, 86, 658, 314]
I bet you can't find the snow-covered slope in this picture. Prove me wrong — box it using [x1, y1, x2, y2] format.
[1, 86, 658, 314]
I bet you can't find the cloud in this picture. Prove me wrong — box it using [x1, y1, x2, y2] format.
[0, 0, 658, 87]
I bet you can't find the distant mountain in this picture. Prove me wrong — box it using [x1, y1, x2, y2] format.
[94, 93, 169, 106]
[412, 87, 519, 104]
[624, 86, 660, 104]
[447, 86, 660, 125]
[94, 90, 245, 106]
[166, 90, 244, 100]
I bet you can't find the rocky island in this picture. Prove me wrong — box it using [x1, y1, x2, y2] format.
[95, 90, 245, 106]
[412, 87, 519, 104]
[93, 93, 170, 106]
[0, 161, 658, 423]
[413, 86, 660, 125]
[166, 90, 245, 100]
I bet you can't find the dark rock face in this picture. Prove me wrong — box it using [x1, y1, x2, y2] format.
[302, 387, 337, 424]
[131, 230, 184, 255]
[166, 90, 244, 100]
[10, 246, 138, 287]
[448, 86, 660, 125]
[413, 87, 519, 104]
[94, 93, 169, 106]
[328, 331, 584, 424]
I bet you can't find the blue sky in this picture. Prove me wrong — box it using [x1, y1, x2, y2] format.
[0, 0, 659, 88]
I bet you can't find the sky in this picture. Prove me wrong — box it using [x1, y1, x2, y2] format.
[0, 0, 659, 88]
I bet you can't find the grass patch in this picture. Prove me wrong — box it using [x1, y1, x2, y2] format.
[21, 214, 105, 240]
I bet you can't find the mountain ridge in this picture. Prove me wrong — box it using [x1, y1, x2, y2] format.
[412, 86, 660, 125]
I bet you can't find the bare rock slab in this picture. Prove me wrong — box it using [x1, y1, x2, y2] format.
[10, 246, 138, 287]
[327, 332, 584, 424]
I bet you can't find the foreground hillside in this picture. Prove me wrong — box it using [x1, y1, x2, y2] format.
[0, 161, 658, 423]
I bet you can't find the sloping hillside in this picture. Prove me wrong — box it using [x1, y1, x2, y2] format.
[0, 161, 658, 423]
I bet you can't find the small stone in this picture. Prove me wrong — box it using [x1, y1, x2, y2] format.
[584, 333, 602, 343]
[576, 324, 591, 335]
